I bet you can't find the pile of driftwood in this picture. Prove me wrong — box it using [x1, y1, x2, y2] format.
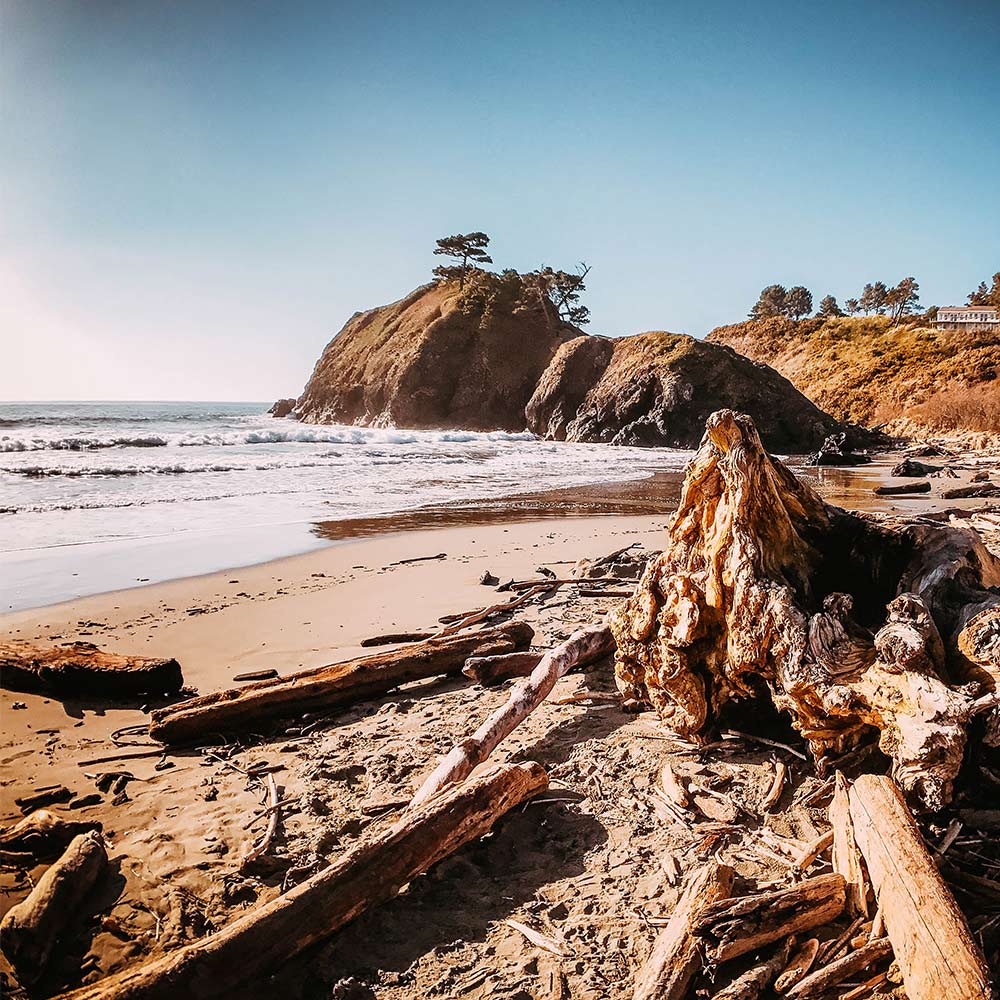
[633, 768, 993, 1000]
[2, 409, 998, 998]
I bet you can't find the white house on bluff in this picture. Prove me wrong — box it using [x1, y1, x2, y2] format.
[937, 305, 999, 332]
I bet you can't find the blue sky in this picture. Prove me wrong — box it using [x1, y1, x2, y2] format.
[3, 0, 998, 400]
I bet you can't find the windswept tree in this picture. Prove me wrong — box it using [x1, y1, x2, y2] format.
[785, 286, 813, 320]
[859, 281, 889, 315]
[844, 298, 861, 315]
[818, 294, 843, 318]
[968, 281, 990, 305]
[885, 277, 920, 324]
[967, 272, 1000, 309]
[524, 264, 592, 326]
[432, 232, 493, 289]
[749, 284, 788, 319]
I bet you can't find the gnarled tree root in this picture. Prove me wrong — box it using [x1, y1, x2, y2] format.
[610, 409, 1000, 812]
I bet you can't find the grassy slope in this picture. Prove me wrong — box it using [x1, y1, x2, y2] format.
[706, 315, 1000, 432]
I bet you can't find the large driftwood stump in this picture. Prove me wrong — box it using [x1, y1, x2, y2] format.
[610, 410, 1000, 811]
[1, 641, 183, 697]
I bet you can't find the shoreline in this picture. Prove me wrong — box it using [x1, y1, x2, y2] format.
[4, 449, 995, 616]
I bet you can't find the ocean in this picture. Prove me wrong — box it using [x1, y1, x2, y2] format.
[0, 401, 694, 611]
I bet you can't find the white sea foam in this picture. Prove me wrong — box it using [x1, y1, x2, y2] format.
[0, 402, 692, 554]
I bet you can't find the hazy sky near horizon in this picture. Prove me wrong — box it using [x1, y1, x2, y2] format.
[3, 1, 999, 401]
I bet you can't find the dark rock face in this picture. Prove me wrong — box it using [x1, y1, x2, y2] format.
[525, 336, 614, 440]
[526, 332, 846, 452]
[268, 398, 297, 418]
[296, 283, 584, 431]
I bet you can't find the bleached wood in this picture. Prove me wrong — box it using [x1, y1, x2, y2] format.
[786, 939, 892, 998]
[829, 772, 868, 917]
[848, 774, 992, 1000]
[411, 625, 612, 806]
[150, 621, 533, 744]
[695, 874, 846, 962]
[1, 831, 107, 984]
[632, 861, 734, 1000]
[609, 409, 1000, 812]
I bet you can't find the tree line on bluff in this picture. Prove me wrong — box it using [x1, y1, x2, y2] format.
[749, 271, 998, 326]
[430, 231, 997, 335]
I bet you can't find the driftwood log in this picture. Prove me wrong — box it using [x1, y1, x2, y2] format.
[411, 626, 611, 806]
[847, 774, 993, 1000]
[0, 809, 102, 860]
[149, 622, 533, 744]
[462, 650, 544, 685]
[58, 761, 547, 1000]
[785, 938, 893, 998]
[0, 641, 183, 697]
[1, 831, 108, 985]
[633, 861, 734, 1000]
[694, 873, 846, 962]
[610, 409, 1000, 811]
[711, 937, 793, 1000]
[829, 772, 868, 918]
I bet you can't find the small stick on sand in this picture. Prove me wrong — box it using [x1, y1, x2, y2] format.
[792, 830, 834, 874]
[762, 760, 788, 812]
[774, 937, 820, 992]
[241, 773, 279, 869]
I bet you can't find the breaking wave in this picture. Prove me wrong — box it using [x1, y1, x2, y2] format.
[0, 426, 536, 453]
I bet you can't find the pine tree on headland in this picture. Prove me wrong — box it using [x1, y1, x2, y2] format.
[749, 284, 788, 319]
[885, 277, 920, 325]
[967, 272, 1000, 309]
[785, 286, 813, 320]
[524, 264, 592, 325]
[818, 294, 843, 318]
[968, 281, 990, 305]
[432, 233, 493, 289]
[844, 298, 861, 315]
[859, 281, 889, 315]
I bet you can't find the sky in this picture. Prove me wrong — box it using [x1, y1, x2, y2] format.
[2, 1, 999, 401]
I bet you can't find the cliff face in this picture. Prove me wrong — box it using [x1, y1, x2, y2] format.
[706, 315, 1000, 432]
[526, 332, 844, 451]
[296, 283, 585, 431]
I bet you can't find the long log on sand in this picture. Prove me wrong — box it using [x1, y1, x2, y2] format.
[1, 831, 108, 985]
[149, 622, 533, 744]
[633, 861, 734, 1000]
[57, 761, 548, 1000]
[410, 625, 611, 806]
[694, 874, 846, 963]
[847, 774, 993, 1000]
[1, 641, 183, 698]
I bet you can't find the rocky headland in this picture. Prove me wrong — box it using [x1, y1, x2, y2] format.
[525, 330, 843, 451]
[294, 281, 855, 452]
[295, 282, 582, 432]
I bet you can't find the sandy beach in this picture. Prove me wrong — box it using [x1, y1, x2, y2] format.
[2, 450, 999, 997]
